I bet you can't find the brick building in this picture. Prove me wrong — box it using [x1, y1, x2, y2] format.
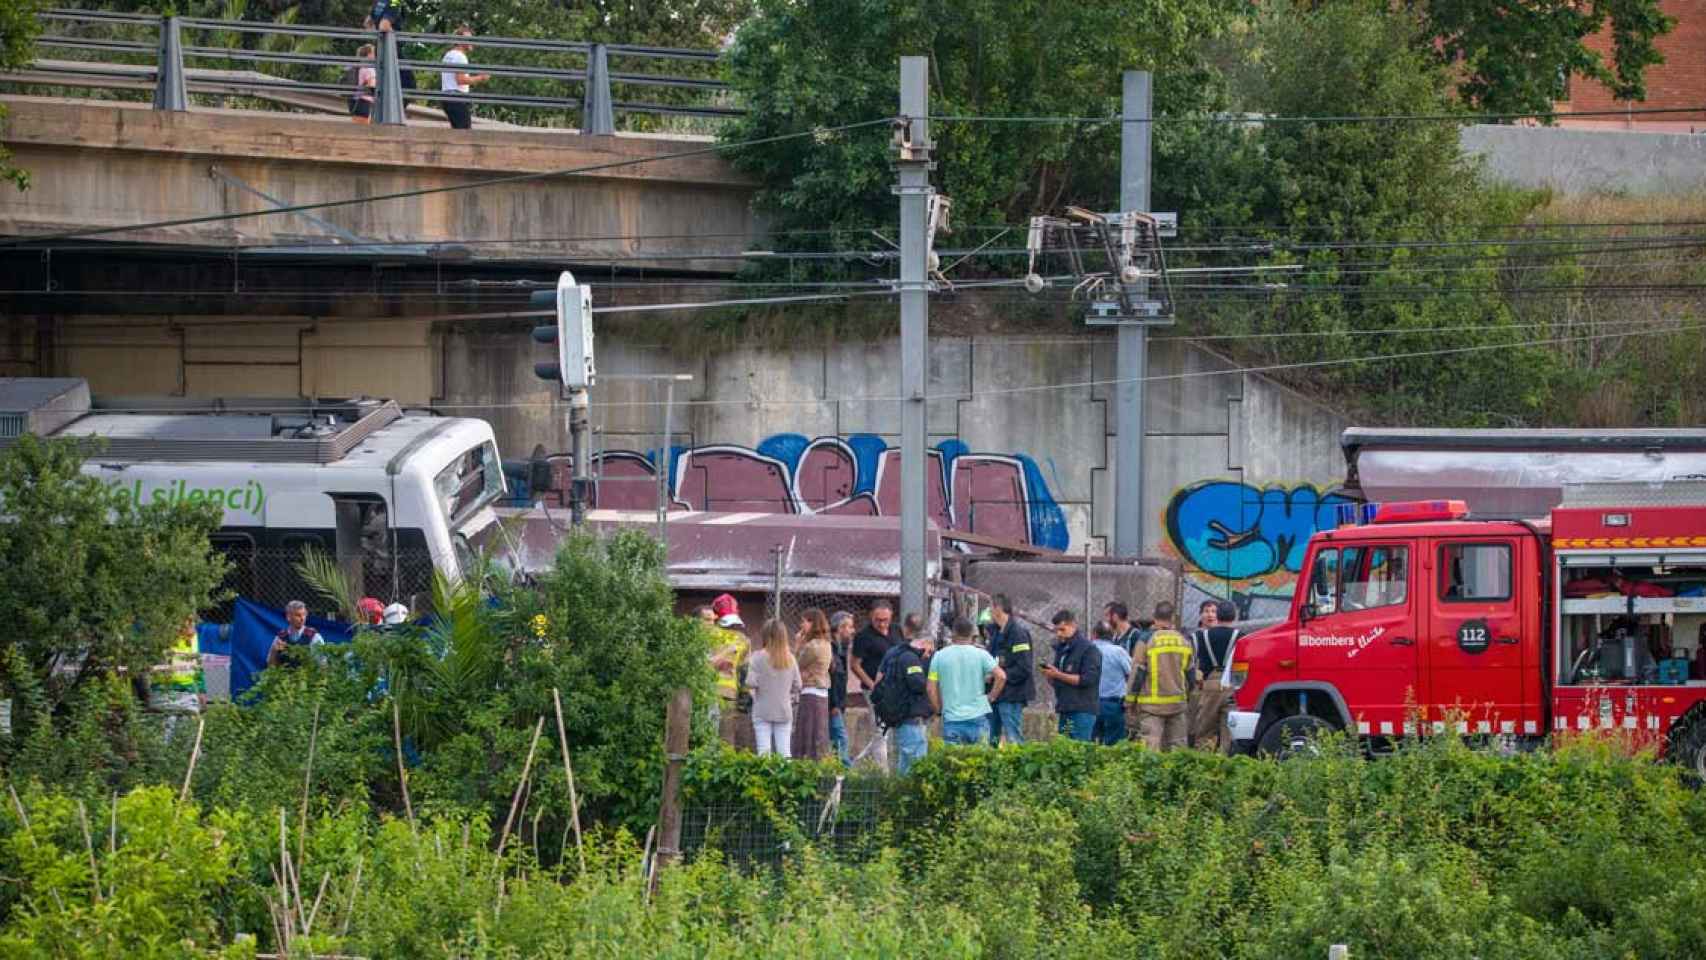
[1557, 0, 1706, 131]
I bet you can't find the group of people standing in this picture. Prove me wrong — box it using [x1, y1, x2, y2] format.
[701, 590, 1246, 774]
[345, 1, 490, 129]
[1079, 598, 1244, 752]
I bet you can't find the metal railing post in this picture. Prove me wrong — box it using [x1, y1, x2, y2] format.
[583, 43, 615, 135]
[152, 15, 188, 111]
[373, 29, 405, 126]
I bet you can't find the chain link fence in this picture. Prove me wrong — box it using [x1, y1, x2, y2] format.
[680, 777, 897, 869]
[209, 546, 438, 621]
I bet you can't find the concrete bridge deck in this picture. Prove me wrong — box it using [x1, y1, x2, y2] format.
[0, 95, 758, 272]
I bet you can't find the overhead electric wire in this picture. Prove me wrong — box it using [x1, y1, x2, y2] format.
[59, 313, 1698, 349]
[0, 116, 896, 248]
[928, 104, 1706, 125]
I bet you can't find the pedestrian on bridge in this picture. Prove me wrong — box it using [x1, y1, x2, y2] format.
[441, 26, 490, 130]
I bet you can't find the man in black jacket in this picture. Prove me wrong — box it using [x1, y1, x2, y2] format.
[1039, 609, 1101, 741]
[876, 634, 934, 774]
[986, 594, 1033, 745]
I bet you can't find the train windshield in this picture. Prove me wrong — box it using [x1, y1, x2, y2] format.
[435, 440, 504, 528]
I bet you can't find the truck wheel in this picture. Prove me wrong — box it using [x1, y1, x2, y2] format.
[1671, 720, 1706, 784]
[1258, 715, 1334, 760]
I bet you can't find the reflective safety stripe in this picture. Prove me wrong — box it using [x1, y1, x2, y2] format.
[1135, 636, 1193, 706]
[166, 633, 201, 692]
[1011, 643, 1030, 652]
[906, 665, 923, 675]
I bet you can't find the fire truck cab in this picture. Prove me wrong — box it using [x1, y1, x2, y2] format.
[1228, 485, 1706, 776]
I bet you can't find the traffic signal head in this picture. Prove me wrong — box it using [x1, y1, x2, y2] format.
[530, 271, 595, 388]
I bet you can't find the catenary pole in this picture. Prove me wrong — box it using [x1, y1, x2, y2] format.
[897, 56, 932, 619]
[1113, 71, 1153, 557]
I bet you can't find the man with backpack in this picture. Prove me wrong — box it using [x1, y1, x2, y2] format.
[868, 617, 933, 774]
[1191, 599, 1242, 753]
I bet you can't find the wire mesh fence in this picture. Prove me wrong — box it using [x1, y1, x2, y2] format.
[680, 777, 902, 869]
[209, 546, 438, 621]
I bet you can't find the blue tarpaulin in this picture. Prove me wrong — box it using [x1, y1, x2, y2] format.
[200, 598, 354, 699]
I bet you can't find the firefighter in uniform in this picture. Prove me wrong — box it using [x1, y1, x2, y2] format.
[1125, 601, 1193, 751]
[1190, 600, 1241, 752]
[707, 593, 756, 751]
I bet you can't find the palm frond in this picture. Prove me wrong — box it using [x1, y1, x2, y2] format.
[293, 546, 362, 623]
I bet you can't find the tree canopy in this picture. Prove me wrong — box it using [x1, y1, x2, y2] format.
[0, 436, 227, 728]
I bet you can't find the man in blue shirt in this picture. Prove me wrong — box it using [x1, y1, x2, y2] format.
[1091, 622, 1133, 744]
[928, 617, 1007, 745]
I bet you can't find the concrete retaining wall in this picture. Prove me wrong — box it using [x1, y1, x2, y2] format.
[1461, 124, 1706, 196]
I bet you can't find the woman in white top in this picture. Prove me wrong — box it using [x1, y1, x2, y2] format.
[745, 619, 801, 757]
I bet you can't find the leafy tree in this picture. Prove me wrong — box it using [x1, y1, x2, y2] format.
[341, 532, 715, 833]
[0, 436, 226, 730]
[1195, 2, 1563, 425]
[0, 0, 41, 190]
[1410, 0, 1675, 117]
[721, 0, 1249, 268]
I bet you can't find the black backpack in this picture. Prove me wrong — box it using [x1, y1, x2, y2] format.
[869, 645, 913, 728]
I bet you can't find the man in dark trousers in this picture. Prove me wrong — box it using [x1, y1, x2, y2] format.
[985, 594, 1034, 745]
[875, 630, 934, 774]
[850, 600, 897, 769]
[1191, 599, 1242, 752]
[1039, 609, 1101, 742]
[827, 611, 855, 766]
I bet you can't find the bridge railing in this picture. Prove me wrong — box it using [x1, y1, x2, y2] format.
[5, 8, 739, 133]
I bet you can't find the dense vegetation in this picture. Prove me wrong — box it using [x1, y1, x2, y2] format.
[3, 439, 1706, 957]
[6, 735, 1706, 958]
[722, 0, 1704, 428]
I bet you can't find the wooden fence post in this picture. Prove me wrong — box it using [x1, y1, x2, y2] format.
[651, 687, 693, 889]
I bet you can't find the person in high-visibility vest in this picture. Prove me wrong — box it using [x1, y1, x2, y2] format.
[1125, 601, 1193, 751]
[150, 618, 207, 716]
[706, 593, 755, 751]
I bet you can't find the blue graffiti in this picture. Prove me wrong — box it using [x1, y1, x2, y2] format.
[1165, 481, 1349, 582]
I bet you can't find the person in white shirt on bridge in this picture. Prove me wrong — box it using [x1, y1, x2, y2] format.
[441, 26, 489, 130]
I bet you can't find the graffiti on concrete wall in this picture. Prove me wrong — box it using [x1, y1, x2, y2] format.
[1162, 479, 1350, 618]
[552, 433, 1069, 550]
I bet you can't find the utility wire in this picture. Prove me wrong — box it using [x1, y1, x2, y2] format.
[0, 117, 896, 248]
[928, 104, 1706, 125]
[58, 314, 1696, 349]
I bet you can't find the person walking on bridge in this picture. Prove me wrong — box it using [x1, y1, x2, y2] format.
[440, 26, 489, 130]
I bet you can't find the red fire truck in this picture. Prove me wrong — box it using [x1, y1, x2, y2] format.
[1227, 483, 1706, 776]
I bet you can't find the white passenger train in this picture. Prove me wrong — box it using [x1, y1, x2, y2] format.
[3, 379, 506, 608]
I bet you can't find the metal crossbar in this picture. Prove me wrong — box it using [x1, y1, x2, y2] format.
[7, 8, 741, 132]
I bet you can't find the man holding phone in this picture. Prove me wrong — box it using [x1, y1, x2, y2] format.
[1039, 609, 1100, 742]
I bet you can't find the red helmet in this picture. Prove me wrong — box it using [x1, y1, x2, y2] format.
[711, 593, 739, 618]
[358, 597, 385, 624]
